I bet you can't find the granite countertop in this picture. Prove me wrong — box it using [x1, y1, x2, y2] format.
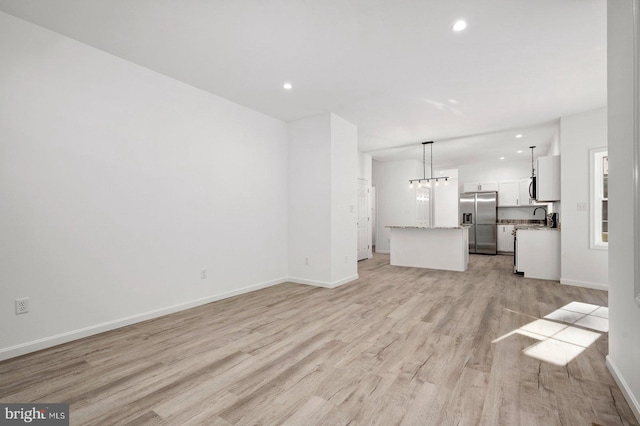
[498, 219, 546, 225]
[498, 219, 560, 231]
[514, 225, 560, 231]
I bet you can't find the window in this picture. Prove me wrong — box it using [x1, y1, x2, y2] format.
[590, 148, 608, 249]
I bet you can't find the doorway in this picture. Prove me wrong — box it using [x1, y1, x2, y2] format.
[357, 179, 372, 260]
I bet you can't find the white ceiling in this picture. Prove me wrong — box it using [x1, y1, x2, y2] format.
[0, 0, 606, 167]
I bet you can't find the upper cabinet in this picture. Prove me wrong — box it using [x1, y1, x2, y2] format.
[499, 179, 544, 206]
[498, 180, 519, 206]
[536, 155, 561, 201]
[463, 161, 560, 204]
[498, 179, 541, 206]
[463, 181, 499, 192]
[519, 178, 535, 205]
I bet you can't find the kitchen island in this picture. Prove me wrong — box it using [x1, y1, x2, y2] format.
[387, 226, 469, 271]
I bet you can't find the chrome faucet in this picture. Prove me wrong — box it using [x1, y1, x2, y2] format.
[533, 206, 548, 225]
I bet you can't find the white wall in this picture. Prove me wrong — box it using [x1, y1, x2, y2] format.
[372, 160, 422, 253]
[560, 108, 608, 290]
[288, 113, 358, 287]
[433, 169, 459, 227]
[607, 0, 640, 420]
[547, 132, 561, 156]
[358, 152, 372, 181]
[0, 12, 289, 359]
[497, 208, 541, 221]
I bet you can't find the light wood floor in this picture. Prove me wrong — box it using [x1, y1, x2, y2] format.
[1, 254, 637, 425]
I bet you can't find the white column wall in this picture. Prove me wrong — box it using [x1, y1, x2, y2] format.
[0, 12, 288, 359]
[330, 115, 358, 284]
[560, 108, 608, 290]
[287, 113, 359, 287]
[607, 0, 640, 420]
[287, 115, 332, 284]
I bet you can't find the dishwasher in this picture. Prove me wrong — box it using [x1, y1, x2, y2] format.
[513, 228, 523, 275]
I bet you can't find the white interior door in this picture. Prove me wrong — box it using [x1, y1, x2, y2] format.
[357, 179, 370, 260]
[371, 187, 376, 247]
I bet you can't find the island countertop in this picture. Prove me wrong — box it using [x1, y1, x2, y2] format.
[386, 225, 470, 229]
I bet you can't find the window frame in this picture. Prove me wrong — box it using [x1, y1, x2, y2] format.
[590, 147, 608, 250]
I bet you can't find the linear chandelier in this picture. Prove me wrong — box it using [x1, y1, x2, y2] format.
[409, 141, 449, 188]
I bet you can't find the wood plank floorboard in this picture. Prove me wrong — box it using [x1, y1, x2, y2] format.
[0, 253, 637, 425]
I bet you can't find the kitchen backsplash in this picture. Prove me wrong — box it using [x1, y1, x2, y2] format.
[497, 204, 559, 222]
[498, 219, 546, 225]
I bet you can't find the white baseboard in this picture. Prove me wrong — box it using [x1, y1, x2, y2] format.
[0, 276, 287, 362]
[1, 272, 363, 362]
[375, 249, 390, 254]
[331, 274, 359, 287]
[607, 355, 640, 423]
[560, 278, 609, 291]
[287, 274, 359, 289]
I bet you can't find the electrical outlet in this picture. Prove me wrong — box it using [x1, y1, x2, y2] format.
[201, 269, 207, 279]
[305, 257, 310, 265]
[15, 298, 29, 315]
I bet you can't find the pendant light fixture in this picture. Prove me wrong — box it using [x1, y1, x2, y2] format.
[409, 141, 449, 188]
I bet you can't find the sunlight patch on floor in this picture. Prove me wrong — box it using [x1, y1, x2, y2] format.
[493, 302, 608, 366]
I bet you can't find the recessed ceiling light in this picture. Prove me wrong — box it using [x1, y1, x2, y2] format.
[448, 99, 458, 104]
[452, 20, 467, 32]
[283, 82, 293, 90]
[500, 157, 505, 160]
[517, 150, 523, 153]
[515, 134, 523, 138]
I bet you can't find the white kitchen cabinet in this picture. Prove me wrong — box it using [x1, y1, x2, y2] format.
[516, 229, 560, 280]
[519, 178, 534, 205]
[499, 178, 539, 206]
[498, 181, 519, 206]
[497, 225, 515, 252]
[463, 181, 499, 192]
[479, 181, 499, 192]
[463, 182, 478, 192]
[536, 155, 561, 201]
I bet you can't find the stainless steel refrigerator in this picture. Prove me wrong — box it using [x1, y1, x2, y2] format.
[459, 192, 498, 254]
